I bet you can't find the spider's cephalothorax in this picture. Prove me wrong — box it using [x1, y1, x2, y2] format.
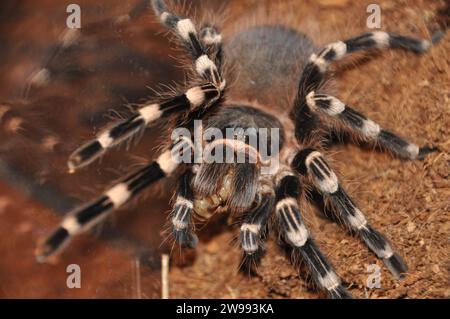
[35, 0, 444, 298]
[190, 105, 284, 219]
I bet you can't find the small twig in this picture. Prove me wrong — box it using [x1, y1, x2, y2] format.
[135, 258, 142, 299]
[161, 254, 169, 299]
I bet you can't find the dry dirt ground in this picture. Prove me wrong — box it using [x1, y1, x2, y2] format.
[0, 0, 448, 299]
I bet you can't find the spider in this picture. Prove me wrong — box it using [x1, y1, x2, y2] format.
[34, 0, 444, 298]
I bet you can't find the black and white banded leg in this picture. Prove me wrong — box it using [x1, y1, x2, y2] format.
[151, 0, 225, 89]
[171, 169, 198, 248]
[68, 1, 227, 172]
[239, 184, 274, 273]
[68, 83, 220, 171]
[275, 169, 351, 299]
[24, 0, 151, 97]
[293, 31, 443, 139]
[293, 149, 408, 279]
[199, 25, 223, 72]
[306, 92, 437, 160]
[36, 146, 182, 262]
[298, 31, 442, 92]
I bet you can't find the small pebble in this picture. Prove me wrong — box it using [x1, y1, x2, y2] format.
[407, 222, 416, 232]
[431, 265, 440, 274]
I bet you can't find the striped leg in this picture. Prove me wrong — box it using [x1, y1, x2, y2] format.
[293, 149, 408, 279]
[306, 92, 437, 160]
[199, 25, 223, 72]
[171, 169, 198, 248]
[36, 147, 181, 262]
[299, 31, 442, 92]
[275, 170, 351, 299]
[293, 31, 441, 141]
[151, 0, 225, 89]
[239, 186, 274, 273]
[24, 0, 150, 97]
[68, 83, 220, 171]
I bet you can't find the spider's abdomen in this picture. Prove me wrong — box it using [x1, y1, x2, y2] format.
[225, 25, 317, 111]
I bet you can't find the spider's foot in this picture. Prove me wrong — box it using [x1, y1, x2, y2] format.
[431, 30, 446, 44]
[35, 242, 57, 264]
[173, 230, 198, 249]
[239, 248, 265, 276]
[383, 253, 409, 280]
[35, 226, 70, 263]
[417, 145, 439, 160]
[35, 246, 51, 264]
[328, 285, 353, 299]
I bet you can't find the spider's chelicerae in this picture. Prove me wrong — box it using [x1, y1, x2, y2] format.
[35, 0, 444, 298]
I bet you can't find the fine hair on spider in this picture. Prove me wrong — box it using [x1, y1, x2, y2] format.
[32, 0, 445, 299]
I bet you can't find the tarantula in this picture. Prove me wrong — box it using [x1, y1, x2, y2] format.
[34, 0, 444, 298]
